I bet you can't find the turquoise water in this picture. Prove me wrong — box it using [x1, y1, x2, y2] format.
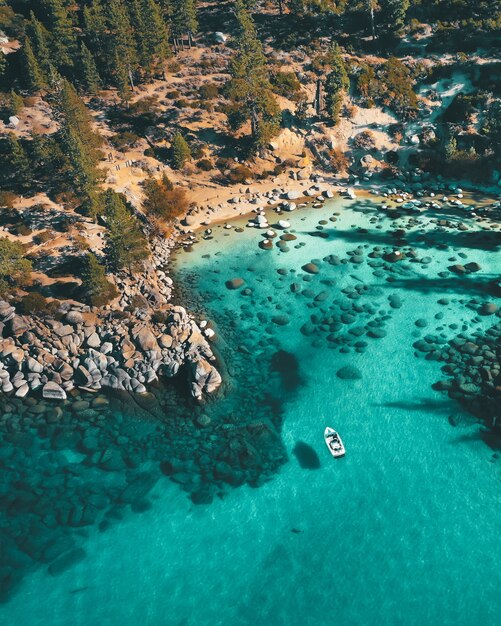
[2, 194, 500, 625]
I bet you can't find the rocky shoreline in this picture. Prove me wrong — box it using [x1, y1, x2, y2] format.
[0, 217, 224, 403]
[0, 299, 221, 403]
[1, 175, 498, 406]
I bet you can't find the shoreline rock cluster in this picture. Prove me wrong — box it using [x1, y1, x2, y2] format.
[417, 321, 501, 433]
[0, 300, 221, 402]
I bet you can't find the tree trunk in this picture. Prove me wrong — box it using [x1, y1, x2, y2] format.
[278, 0, 283, 16]
[369, 1, 376, 41]
[314, 79, 323, 116]
[250, 107, 259, 141]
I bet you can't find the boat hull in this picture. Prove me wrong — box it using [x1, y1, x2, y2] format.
[324, 427, 346, 458]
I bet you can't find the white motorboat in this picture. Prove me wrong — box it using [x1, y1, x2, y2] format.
[324, 427, 345, 458]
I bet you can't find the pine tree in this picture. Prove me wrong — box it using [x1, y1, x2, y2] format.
[324, 43, 349, 124]
[27, 12, 52, 74]
[226, 0, 280, 149]
[171, 0, 198, 39]
[62, 126, 103, 217]
[0, 50, 5, 77]
[114, 51, 132, 101]
[171, 133, 191, 169]
[42, 0, 77, 69]
[6, 134, 32, 189]
[104, 190, 149, 271]
[30, 132, 61, 173]
[21, 36, 46, 93]
[381, 0, 409, 35]
[52, 80, 103, 215]
[8, 90, 24, 116]
[0, 238, 32, 294]
[81, 252, 118, 306]
[140, 0, 171, 74]
[106, 0, 138, 91]
[55, 79, 103, 155]
[83, 0, 107, 65]
[78, 42, 102, 94]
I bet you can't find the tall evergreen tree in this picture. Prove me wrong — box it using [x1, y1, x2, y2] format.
[226, 0, 280, 149]
[78, 42, 102, 94]
[381, 0, 409, 35]
[52, 80, 103, 215]
[6, 134, 31, 189]
[21, 36, 46, 92]
[139, 0, 171, 74]
[27, 12, 53, 74]
[171, 133, 191, 169]
[62, 126, 102, 217]
[81, 252, 118, 306]
[42, 0, 77, 69]
[106, 0, 138, 93]
[55, 79, 103, 155]
[324, 43, 349, 124]
[8, 90, 24, 116]
[30, 132, 61, 174]
[104, 190, 149, 271]
[171, 0, 198, 38]
[113, 51, 132, 101]
[82, 0, 108, 68]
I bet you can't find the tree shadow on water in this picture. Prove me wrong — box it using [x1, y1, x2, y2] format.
[384, 274, 499, 297]
[309, 227, 500, 252]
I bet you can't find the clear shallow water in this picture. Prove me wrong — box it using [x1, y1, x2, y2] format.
[2, 195, 500, 625]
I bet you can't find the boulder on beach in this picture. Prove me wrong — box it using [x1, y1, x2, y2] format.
[225, 278, 245, 289]
[336, 366, 362, 380]
[42, 381, 67, 401]
[286, 190, 301, 200]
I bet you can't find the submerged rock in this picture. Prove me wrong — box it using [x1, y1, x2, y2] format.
[302, 262, 319, 274]
[226, 278, 245, 289]
[336, 366, 362, 380]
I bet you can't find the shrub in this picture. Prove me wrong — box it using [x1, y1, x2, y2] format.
[17, 292, 59, 316]
[151, 310, 167, 324]
[9, 223, 32, 237]
[226, 164, 253, 185]
[0, 237, 32, 294]
[167, 59, 181, 73]
[128, 294, 148, 311]
[143, 174, 189, 221]
[357, 59, 418, 119]
[352, 131, 376, 151]
[329, 149, 349, 172]
[33, 230, 55, 245]
[197, 158, 213, 171]
[271, 71, 302, 100]
[0, 191, 17, 208]
[191, 146, 206, 160]
[199, 83, 219, 100]
[110, 131, 140, 152]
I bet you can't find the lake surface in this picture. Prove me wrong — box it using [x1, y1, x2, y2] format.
[2, 192, 500, 625]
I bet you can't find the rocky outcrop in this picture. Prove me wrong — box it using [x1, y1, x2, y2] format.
[0, 301, 221, 402]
